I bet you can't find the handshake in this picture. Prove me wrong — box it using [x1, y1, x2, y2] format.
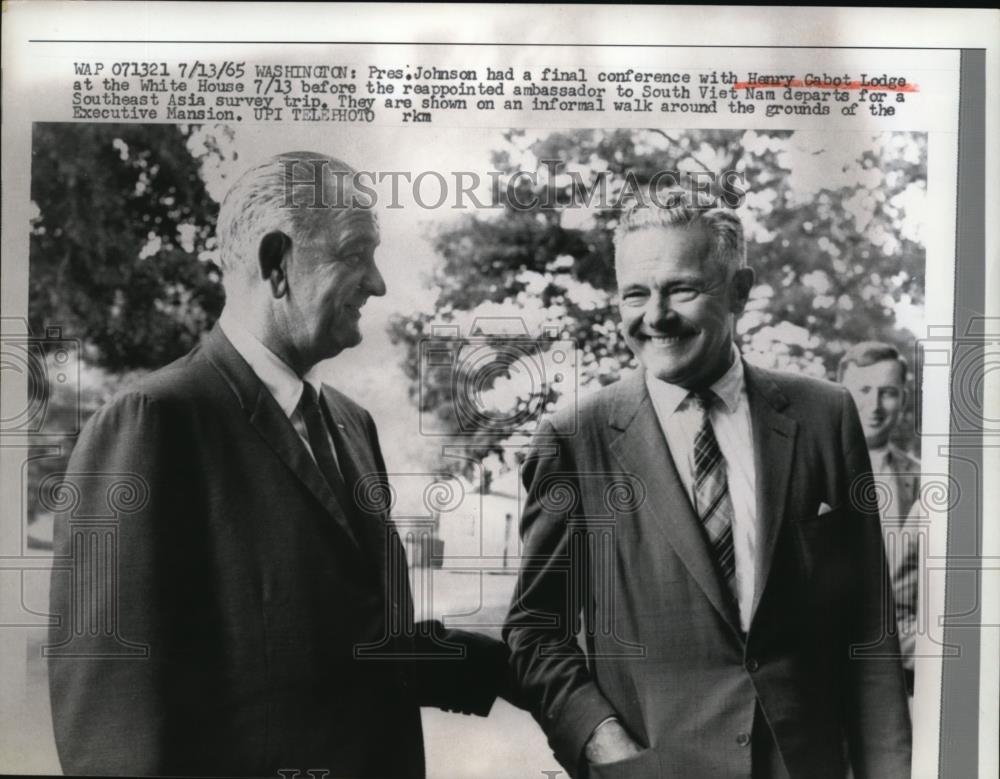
[411, 620, 528, 717]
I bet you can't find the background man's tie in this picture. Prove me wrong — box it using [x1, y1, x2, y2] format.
[691, 391, 738, 599]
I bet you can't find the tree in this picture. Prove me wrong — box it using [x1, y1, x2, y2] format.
[29, 123, 226, 370]
[389, 129, 927, 478]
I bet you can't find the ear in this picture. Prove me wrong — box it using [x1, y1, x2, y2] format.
[729, 267, 755, 314]
[258, 231, 291, 298]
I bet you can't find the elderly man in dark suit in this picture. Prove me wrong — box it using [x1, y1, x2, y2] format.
[48, 151, 508, 777]
[504, 204, 911, 778]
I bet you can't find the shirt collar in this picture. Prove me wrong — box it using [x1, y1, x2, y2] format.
[218, 309, 306, 420]
[645, 344, 746, 416]
[709, 346, 746, 414]
[868, 445, 891, 471]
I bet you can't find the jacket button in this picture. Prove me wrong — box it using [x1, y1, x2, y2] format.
[736, 732, 751, 747]
[745, 658, 759, 672]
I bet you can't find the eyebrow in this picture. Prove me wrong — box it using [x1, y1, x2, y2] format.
[335, 231, 380, 253]
[621, 275, 705, 288]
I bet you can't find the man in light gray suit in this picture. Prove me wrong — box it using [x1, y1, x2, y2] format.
[504, 204, 911, 778]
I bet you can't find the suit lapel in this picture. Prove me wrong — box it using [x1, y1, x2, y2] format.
[887, 445, 920, 523]
[321, 387, 390, 587]
[202, 326, 366, 554]
[608, 372, 742, 636]
[744, 365, 797, 624]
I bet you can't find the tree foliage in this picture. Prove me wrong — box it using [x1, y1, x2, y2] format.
[389, 129, 927, 476]
[29, 123, 226, 370]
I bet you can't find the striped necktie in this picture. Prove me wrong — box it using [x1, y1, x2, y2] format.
[691, 391, 737, 599]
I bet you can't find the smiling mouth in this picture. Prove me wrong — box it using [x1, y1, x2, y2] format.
[642, 332, 697, 345]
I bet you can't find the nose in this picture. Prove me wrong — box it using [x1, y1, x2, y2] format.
[877, 388, 902, 414]
[859, 391, 879, 415]
[646, 290, 678, 328]
[362, 260, 387, 297]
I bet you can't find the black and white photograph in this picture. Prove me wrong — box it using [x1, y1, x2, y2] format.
[1, 5, 995, 779]
[17, 121, 930, 777]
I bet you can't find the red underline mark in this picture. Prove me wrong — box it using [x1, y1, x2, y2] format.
[734, 80, 919, 93]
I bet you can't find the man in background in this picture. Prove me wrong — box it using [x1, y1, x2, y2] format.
[48, 152, 508, 777]
[838, 341, 922, 694]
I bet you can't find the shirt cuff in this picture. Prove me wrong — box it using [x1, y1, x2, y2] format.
[591, 716, 619, 733]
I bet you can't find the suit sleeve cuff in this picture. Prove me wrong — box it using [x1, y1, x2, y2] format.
[547, 682, 619, 775]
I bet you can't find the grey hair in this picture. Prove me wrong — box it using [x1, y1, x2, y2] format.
[216, 151, 377, 287]
[613, 204, 747, 276]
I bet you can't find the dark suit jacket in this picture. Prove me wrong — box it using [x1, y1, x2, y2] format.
[503, 364, 912, 779]
[48, 326, 505, 777]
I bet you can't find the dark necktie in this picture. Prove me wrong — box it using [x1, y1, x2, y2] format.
[299, 382, 351, 510]
[299, 384, 385, 574]
[690, 391, 738, 599]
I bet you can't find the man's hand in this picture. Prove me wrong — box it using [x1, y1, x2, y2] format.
[413, 622, 511, 716]
[583, 717, 644, 764]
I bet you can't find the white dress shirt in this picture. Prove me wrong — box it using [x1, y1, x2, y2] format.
[868, 445, 890, 474]
[218, 311, 339, 471]
[645, 348, 758, 632]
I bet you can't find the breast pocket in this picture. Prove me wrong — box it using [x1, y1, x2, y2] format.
[794, 507, 863, 610]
